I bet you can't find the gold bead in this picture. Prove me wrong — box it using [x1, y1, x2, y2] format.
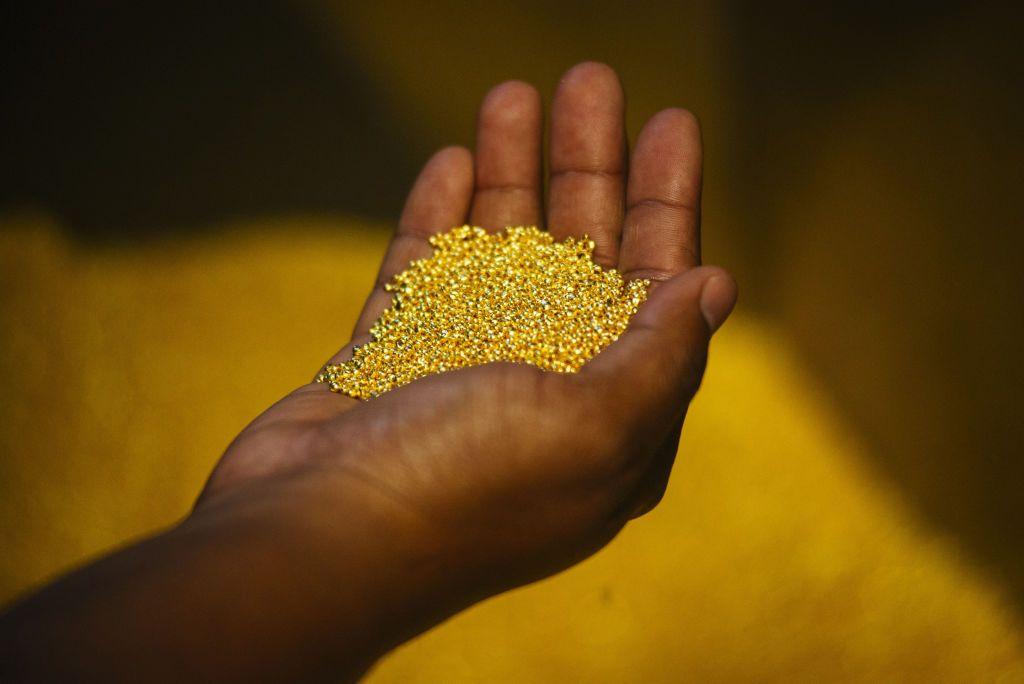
[316, 225, 648, 399]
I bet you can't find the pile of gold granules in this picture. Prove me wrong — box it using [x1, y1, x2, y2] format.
[317, 225, 648, 399]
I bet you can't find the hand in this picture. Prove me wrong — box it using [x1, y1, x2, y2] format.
[199, 62, 736, 593]
[0, 62, 737, 682]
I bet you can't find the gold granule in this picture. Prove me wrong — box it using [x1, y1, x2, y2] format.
[317, 225, 648, 399]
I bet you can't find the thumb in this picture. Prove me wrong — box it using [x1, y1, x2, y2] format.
[583, 266, 737, 429]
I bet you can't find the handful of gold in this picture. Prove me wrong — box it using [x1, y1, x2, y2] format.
[318, 225, 648, 399]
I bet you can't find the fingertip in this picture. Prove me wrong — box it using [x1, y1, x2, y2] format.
[479, 80, 542, 126]
[626, 265, 707, 325]
[632, 108, 703, 172]
[647, 107, 701, 133]
[426, 145, 474, 176]
[559, 61, 621, 90]
[430, 144, 473, 166]
[697, 268, 737, 333]
[553, 62, 624, 119]
[419, 146, 475, 199]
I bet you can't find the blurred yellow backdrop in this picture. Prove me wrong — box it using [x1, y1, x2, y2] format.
[1, 1, 1022, 680]
[1, 214, 1021, 680]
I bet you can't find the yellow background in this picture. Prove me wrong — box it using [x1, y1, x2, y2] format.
[2, 216, 1021, 680]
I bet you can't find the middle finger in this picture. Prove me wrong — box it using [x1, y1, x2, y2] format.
[547, 62, 627, 267]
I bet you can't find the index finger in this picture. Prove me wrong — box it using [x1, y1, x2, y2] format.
[350, 146, 474, 341]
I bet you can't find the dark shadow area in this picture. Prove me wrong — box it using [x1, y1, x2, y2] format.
[729, 0, 1024, 609]
[0, 1, 428, 239]
[725, 1, 954, 291]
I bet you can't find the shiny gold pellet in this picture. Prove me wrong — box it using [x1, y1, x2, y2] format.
[317, 225, 648, 399]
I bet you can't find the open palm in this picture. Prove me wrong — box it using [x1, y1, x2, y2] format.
[197, 62, 736, 592]
[0, 62, 737, 682]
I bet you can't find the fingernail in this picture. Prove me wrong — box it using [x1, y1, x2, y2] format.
[699, 275, 736, 333]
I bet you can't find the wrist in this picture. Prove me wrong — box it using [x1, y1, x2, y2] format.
[186, 464, 470, 675]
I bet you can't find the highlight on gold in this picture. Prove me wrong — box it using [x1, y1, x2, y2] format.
[318, 225, 648, 398]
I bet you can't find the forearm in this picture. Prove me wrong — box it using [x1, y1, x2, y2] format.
[0, 472, 457, 682]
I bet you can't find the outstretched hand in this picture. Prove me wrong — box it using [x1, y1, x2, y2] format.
[201, 61, 736, 594]
[2, 62, 736, 682]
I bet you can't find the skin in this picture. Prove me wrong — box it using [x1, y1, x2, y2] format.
[0, 63, 736, 682]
